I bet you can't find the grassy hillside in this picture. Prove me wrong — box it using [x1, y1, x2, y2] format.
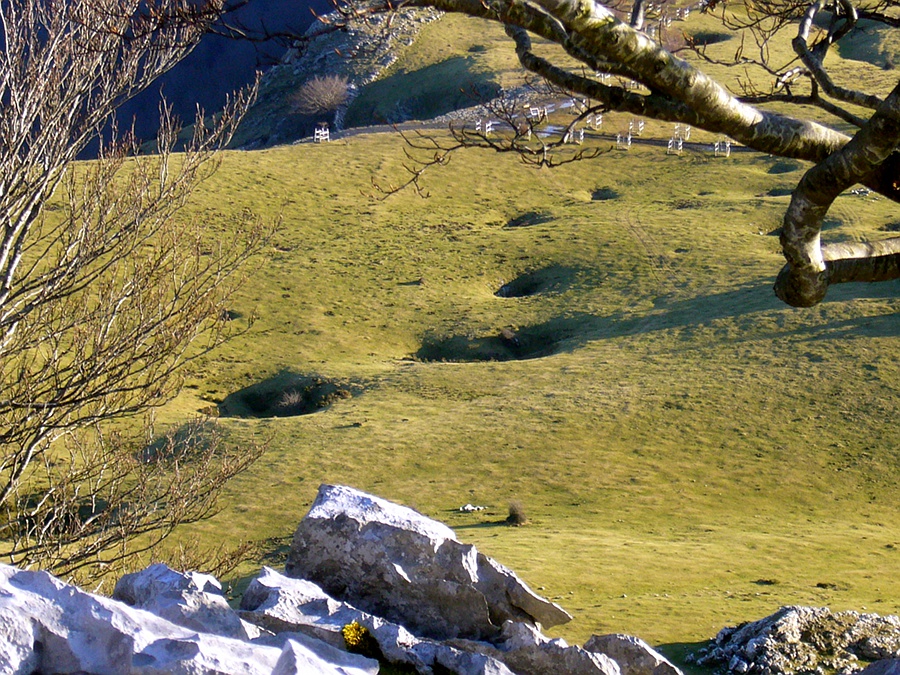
[151, 8, 899, 669]
[162, 135, 900, 650]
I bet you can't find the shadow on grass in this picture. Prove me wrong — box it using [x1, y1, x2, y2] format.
[417, 281, 898, 362]
[345, 56, 500, 127]
[496, 265, 580, 298]
[504, 211, 555, 228]
[218, 371, 357, 418]
[606, 282, 899, 341]
[415, 316, 588, 362]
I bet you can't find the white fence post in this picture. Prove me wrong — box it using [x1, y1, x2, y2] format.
[714, 137, 732, 157]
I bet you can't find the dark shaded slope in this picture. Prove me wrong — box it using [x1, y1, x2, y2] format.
[117, 0, 330, 143]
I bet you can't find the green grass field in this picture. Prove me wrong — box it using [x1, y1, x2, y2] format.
[149, 9, 899, 668]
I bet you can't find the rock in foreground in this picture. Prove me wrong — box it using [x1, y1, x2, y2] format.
[0, 563, 378, 674]
[0, 484, 692, 675]
[585, 633, 682, 675]
[285, 484, 572, 641]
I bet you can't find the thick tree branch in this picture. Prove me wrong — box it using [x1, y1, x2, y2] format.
[792, 0, 883, 112]
[353, 0, 900, 305]
[775, 82, 900, 306]
[505, 24, 702, 122]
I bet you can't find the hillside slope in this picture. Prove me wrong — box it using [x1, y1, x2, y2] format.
[153, 7, 900, 666]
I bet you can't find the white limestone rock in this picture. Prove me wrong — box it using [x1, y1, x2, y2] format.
[269, 632, 379, 675]
[240, 566, 515, 675]
[114, 562, 250, 640]
[240, 567, 363, 649]
[491, 621, 622, 675]
[285, 484, 571, 641]
[0, 563, 377, 674]
[584, 633, 683, 675]
[0, 606, 39, 675]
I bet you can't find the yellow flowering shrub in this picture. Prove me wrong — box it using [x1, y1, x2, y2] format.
[342, 621, 370, 650]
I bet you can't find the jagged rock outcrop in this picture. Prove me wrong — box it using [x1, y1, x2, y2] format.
[0, 563, 379, 674]
[285, 484, 572, 641]
[240, 565, 629, 675]
[448, 620, 622, 675]
[691, 606, 900, 675]
[240, 566, 514, 675]
[584, 633, 683, 675]
[114, 562, 253, 640]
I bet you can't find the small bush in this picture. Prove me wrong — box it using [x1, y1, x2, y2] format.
[342, 621, 381, 658]
[506, 501, 528, 526]
[293, 75, 351, 116]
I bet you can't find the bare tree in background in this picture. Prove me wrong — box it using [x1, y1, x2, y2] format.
[320, 0, 900, 306]
[0, 0, 269, 579]
[293, 74, 352, 115]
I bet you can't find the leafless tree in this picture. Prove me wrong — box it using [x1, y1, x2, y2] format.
[0, 0, 269, 579]
[323, 0, 900, 306]
[293, 73, 352, 117]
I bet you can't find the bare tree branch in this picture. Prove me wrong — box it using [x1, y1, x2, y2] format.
[792, 0, 883, 111]
[0, 0, 270, 578]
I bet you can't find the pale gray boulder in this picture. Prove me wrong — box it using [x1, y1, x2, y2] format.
[114, 562, 251, 640]
[0, 563, 378, 675]
[269, 632, 379, 675]
[285, 484, 571, 641]
[0, 607, 39, 675]
[692, 606, 900, 675]
[584, 633, 683, 675]
[449, 621, 622, 675]
[240, 567, 364, 649]
[241, 566, 516, 675]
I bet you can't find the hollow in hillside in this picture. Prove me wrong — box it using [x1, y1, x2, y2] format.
[415, 323, 573, 362]
[504, 211, 554, 228]
[495, 265, 578, 298]
[768, 160, 802, 174]
[591, 187, 620, 201]
[219, 372, 354, 418]
[688, 31, 732, 46]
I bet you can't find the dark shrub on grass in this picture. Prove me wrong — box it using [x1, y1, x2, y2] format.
[506, 501, 528, 526]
